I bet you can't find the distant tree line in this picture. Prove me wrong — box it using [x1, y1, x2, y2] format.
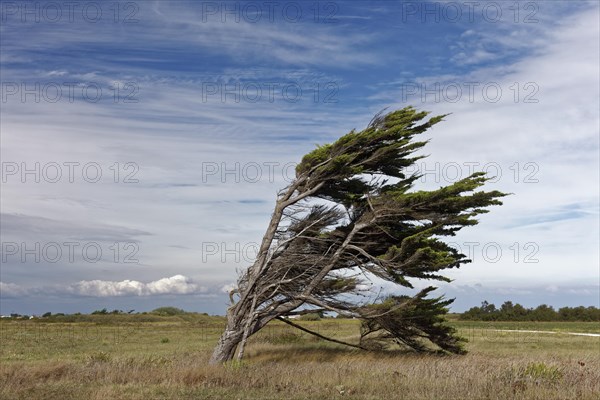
[2, 307, 208, 320]
[459, 301, 600, 321]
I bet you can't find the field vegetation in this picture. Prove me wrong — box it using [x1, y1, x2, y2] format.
[1, 312, 598, 399]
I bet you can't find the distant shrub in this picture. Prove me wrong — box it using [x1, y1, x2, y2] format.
[161, 338, 170, 343]
[299, 313, 321, 321]
[151, 307, 186, 316]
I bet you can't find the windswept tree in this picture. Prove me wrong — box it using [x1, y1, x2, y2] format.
[209, 107, 507, 364]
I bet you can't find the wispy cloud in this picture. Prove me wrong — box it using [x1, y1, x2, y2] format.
[1, 1, 598, 314]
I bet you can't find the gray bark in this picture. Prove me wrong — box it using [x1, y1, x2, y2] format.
[209, 326, 243, 364]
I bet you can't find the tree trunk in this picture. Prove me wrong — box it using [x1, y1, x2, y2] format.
[208, 180, 324, 364]
[209, 327, 243, 364]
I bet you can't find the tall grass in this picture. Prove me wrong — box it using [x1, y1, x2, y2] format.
[1, 319, 598, 399]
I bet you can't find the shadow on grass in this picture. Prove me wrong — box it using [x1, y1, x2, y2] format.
[246, 343, 444, 363]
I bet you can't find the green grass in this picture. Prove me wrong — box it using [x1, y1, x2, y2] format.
[1, 317, 599, 399]
[452, 320, 600, 334]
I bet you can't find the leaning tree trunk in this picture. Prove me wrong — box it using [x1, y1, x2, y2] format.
[208, 189, 295, 364]
[209, 310, 272, 364]
[207, 178, 353, 364]
[209, 322, 243, 364]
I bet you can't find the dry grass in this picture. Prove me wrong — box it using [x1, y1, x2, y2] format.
[1, 318, 598, 399]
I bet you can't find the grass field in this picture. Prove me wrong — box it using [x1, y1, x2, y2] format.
[1, 315, 599, 399]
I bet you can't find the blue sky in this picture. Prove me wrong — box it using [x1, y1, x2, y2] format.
[1, 0, 599, 315]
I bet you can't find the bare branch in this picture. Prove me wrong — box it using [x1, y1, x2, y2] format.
[276, 317, 368, 351]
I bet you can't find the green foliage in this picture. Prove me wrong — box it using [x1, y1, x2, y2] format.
[294, 107, 455, 207]
[285, 108, 507, 354]
[290, 109, 508, 284]
[359, 287, 466, 354]
[558, 305, 600, 321]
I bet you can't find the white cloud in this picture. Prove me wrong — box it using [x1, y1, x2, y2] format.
[0, 282, 28, 298]
[220, 283, 237, 294]
[0, 275, 207, 298]
[0, 4, 379, 69]
[67, 275, 205, 297]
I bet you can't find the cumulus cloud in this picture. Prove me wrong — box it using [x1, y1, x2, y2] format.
[67, 275, 205, 297]
[0, 282, 28, 298]
[1, 275, 206, 298]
